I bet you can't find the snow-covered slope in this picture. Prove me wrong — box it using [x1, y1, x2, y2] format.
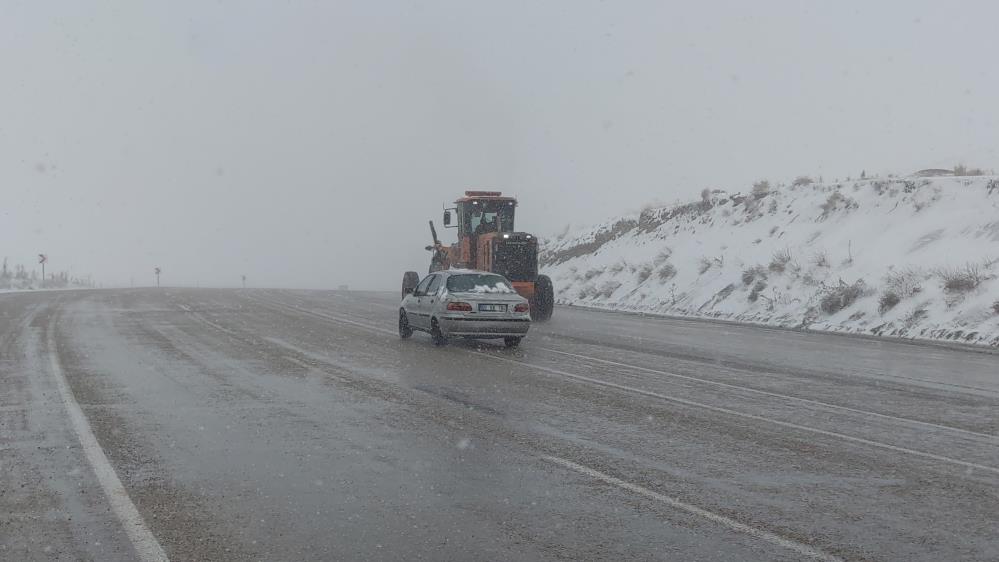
[541, 176, 999, 347]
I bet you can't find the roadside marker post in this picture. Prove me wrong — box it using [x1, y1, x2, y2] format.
[38, 254, 48, 287]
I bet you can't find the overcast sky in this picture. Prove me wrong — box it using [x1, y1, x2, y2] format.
[2, 1, 996, 289]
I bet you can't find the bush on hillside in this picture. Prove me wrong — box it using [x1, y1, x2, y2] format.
[752, 180, 770, 199]
[598, 280, 622, 299]
[653, 248, 672, 265]
[811, 250, 830, 268]
[934, 263, 985, 292]
[820, 191, 858, 216]
[748, 280, 767, 302]
[878, 291, 901, 314]
[657, 263, 677, 282]
[742, 265, 767, 286]
[819, 279, 868, 314]
[883, 267, 923, 298]
[953, 164, 987, 176]
[769, 248, 793, 273]
[636, 263, 654, 284]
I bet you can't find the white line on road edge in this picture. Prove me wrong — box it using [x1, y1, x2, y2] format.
[539, 347, 997, 440]
[542, 454, 844, 562]
[46, 328, 169, 562]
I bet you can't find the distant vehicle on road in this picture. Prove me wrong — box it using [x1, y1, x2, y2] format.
[399, 269, 530, 347]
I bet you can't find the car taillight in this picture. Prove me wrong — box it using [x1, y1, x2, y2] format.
[514, 303, 530, 313]
[447, 302, 473, 311]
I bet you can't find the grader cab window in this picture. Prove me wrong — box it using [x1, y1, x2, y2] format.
[460, 200, 516, 237]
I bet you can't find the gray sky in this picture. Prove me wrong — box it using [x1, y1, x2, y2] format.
[2, 1, 996, 289]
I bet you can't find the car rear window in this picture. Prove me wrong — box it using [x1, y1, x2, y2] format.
[446, 274, 516, 294]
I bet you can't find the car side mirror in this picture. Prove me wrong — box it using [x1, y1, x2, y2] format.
[404, 286, 415, 296]
[443, 210, 452, 226]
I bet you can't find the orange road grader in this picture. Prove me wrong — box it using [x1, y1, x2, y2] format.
[402, 190, 554, 321]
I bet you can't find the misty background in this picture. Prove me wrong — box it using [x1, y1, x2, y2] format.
[2, 1, 996, 290]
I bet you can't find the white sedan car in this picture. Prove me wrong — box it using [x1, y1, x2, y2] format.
[399, 270, 531, 347]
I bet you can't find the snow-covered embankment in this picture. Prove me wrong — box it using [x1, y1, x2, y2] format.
[541, 176, 999, 347]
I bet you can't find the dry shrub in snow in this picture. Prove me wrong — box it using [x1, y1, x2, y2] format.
[742, 265, 767, 286]
[653, 248, 672, 265]
[752, 180, 770, 199]
[658, 263, 677, 282]
[792, 176, 814, 187]
[820, 191, 858, 216]
[811, 250, 830, 268]
[883, 267, 923, 297]
[819, 279, 868, 314]
[953, 164, 987, 176]
[878, 291, 901, 314]
[748, 280, 767, 302]
[993, 300, 999, 315]
[598, 280, 622, 299]
[769, 248, 792, 273]
[636, 263, 654, 284]
[934, 263, 985, 292]
[609, 261, 627, 275]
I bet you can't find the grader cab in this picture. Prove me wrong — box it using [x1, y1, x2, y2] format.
[402, 191, 554, 321]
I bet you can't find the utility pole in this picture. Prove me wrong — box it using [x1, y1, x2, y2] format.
[241, 274, 246, 289]
[154, 267, 161, 287]
[38, 254, 47, 287]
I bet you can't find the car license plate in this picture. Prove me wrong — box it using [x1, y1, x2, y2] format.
[478, 304, 507, 312]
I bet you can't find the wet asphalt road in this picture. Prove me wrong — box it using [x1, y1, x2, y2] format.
[1, 288, 998, 561]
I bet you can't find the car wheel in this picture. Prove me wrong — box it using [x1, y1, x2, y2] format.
[430, 318, 447, 346]
[399, 309, 413, 339]
[503, 337, 522, 348]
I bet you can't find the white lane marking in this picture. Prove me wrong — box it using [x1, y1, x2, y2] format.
[477, 351, 999, 475]
[47, 328, 170, 562]
[255, 297, 396, 335]
[282, 355, 314, 369]
[539, 347, 997, 440]
[543, 454, 844, 562]
[240, 299, 999, 475]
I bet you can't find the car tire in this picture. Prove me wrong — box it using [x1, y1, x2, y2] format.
[430, 318, 448, 346]
[402, 271, 420, 299]
[531, 274, 554, 322]
[503, 337, 522, 348]
[399, 309, 413, 339]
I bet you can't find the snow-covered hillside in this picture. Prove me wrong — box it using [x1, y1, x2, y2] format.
[541, 175, 999, 347]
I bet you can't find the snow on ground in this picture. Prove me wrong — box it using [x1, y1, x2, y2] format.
[541, 175, 999, 347]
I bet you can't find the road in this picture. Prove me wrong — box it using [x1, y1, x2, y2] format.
[2, 288, 998, 561]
